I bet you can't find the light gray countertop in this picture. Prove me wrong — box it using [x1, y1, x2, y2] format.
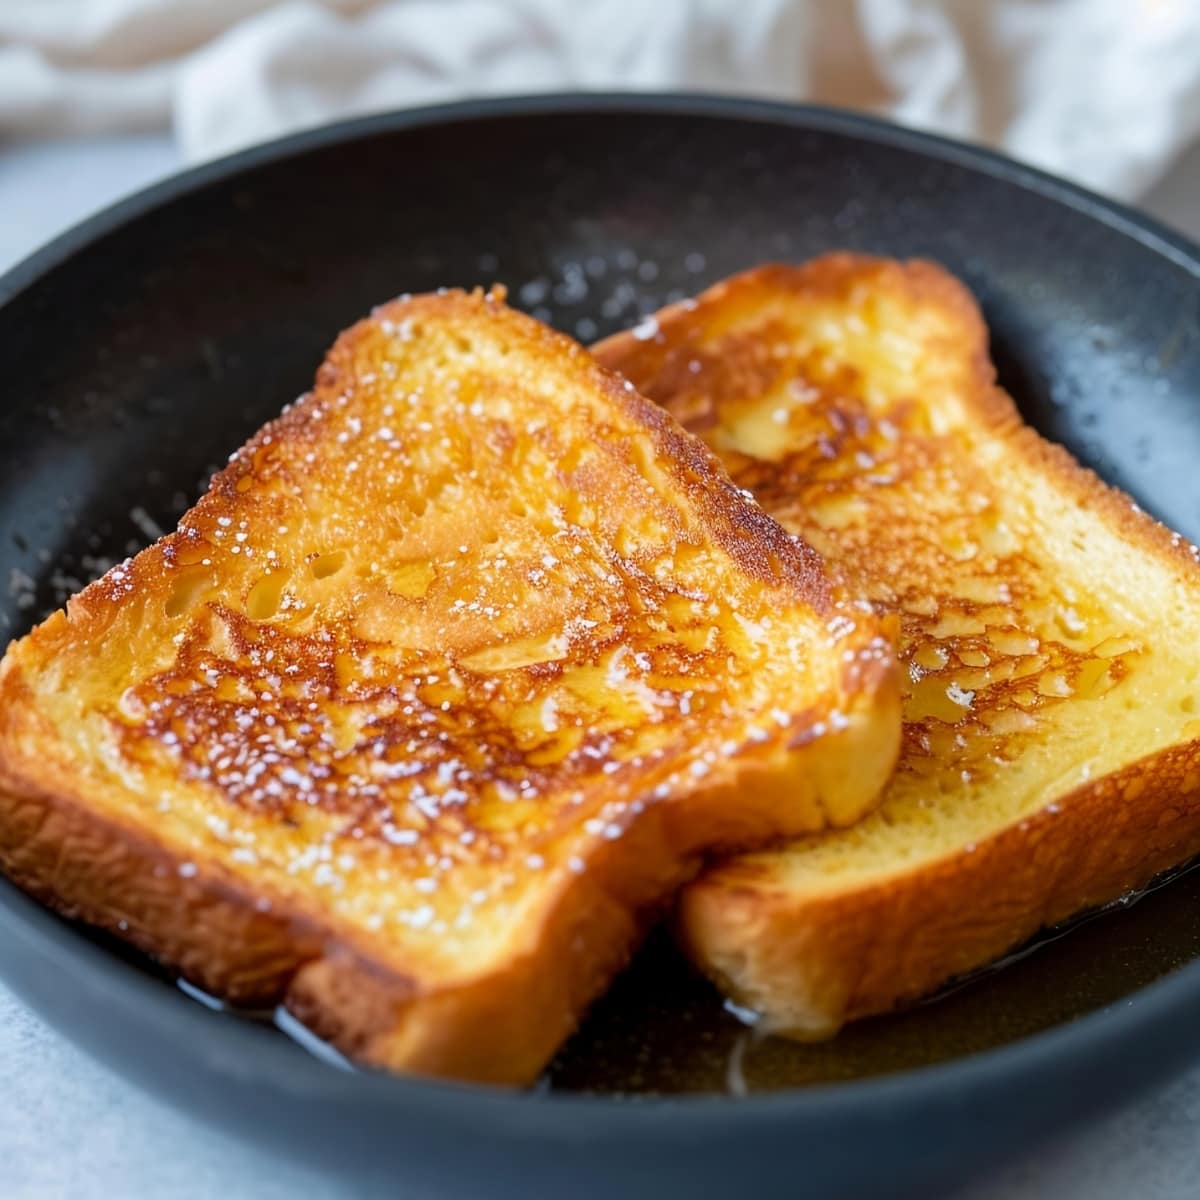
[1, 130, 1199, 1200]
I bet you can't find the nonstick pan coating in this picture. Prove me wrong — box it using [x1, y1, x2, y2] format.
[2, 96, 1199, 1199]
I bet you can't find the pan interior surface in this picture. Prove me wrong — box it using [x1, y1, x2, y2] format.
[2, 102, 1200, 1099]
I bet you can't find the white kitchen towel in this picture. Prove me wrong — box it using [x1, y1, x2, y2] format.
[1, 0, 1199, 201]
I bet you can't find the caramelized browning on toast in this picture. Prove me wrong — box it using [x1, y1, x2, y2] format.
[0, 288, 899, 1081]
[595, 256, 1200, 1035]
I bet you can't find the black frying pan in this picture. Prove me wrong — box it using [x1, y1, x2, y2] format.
[2, 95, 1200, 1200]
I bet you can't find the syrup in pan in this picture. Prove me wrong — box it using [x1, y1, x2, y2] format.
[167, 852, 1200, 1094]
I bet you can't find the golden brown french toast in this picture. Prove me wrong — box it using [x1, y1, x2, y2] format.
[0, 287, 900, 1082]
[595, 255, 1200, 1037]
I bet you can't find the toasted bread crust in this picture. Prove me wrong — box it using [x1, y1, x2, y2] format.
[676, 739, 1200, 1032]
[596, 255, 1200, 1034]
[0, 288, 899, 1080]
[598, 256, 1200, 582]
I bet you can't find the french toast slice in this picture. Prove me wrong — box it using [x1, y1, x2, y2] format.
[595, 255, 1200, 1037]
[0, 287, 900, 1082]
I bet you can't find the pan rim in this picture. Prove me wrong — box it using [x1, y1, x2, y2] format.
[2, 91, 1197, 306]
